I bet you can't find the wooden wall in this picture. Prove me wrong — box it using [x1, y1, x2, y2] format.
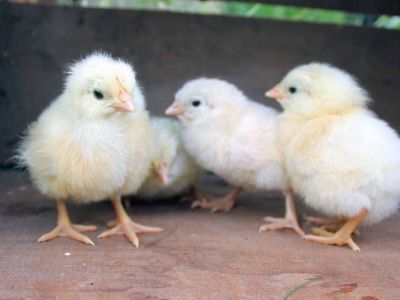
[0, 2, 399, 166]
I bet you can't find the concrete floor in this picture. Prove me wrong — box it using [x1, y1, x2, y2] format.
[0, 171, 399, 299]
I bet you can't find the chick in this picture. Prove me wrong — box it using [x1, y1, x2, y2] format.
[266, 63, 400, 251]
[166, 78, 304, 235]
[137, 116, 203, 200]
[18, 52, 162, 246]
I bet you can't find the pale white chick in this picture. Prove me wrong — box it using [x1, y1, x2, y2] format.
[166, 78, 304, 236]
[266, 63, 400, 251]
[18, 52, 162, 247]
[137, 116, 203, 200]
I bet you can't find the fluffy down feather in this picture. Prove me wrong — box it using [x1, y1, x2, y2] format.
[16, 52, 157, 246]
[138, 116, 203, 199]
[171, 78, 288, 192]
[18, 52, 151, 204]
[272, 63, 400, 225]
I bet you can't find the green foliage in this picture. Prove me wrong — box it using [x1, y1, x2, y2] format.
[51, 0, 400, 30]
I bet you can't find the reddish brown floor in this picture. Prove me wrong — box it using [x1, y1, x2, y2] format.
[0, 171, 399, 299]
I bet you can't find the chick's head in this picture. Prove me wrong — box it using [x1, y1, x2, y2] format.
[165, 78, 247, 125]
[266, 63, 370, 116]
[65, 52, 143, 118]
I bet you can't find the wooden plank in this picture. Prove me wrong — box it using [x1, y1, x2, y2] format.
[238, 0, 400, 15]
[1, 2, 399, 166]
[0, 171, 400, 298]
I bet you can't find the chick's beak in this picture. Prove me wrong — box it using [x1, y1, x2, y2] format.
[265, 84, 284, 101]
[112, 91, 136, 112]
[165, 102, 184, 116]
[155, 162, 169, 185]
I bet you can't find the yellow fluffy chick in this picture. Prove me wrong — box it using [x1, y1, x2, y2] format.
[18, 52, 162, 247]
[266, 63, 400, 251]
[166, 78, 304, 236]
[137, 116, 203, 199]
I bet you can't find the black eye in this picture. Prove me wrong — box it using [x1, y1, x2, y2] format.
[289, 86, 297, 94]
[192, 100, 201, 107]
[93, 90, 104, 100]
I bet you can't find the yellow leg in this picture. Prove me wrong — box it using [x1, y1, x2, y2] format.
[304, 208, 368, 252]
[38, 199, 97, 246]
[191, 187, 242, 213]
[306, 216, 346, 231]
[98, 196, 163, 248]
[306, 216, 360, 236]
[259, 189, 304, 236]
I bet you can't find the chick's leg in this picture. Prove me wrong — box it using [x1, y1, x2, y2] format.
[303, 208, 368, 252]
[306, 216, 360, 236]
[37, 199, 97, 246]
[181, 186, 202, 203]
[259, 189, 304, 236]
[191, 187, 242, 213]
[306, 216, 345, 231]
[98, 196, 163, 248]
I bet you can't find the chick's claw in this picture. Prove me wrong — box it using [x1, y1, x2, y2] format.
[304, 232, 360, 252]
[98, 220, 163, 248]
[259, 216, 305, 236]
[306, 216, 360, 236]
[190, 187, 241, 213]
[303, 208, 367, 252]
[38, 223, 96, 246]
[191, 197, 235, 213]
[37, 199, 96, 246]
[98, 222, 138, 247]
[103, 197, 163, 247]
[259, 189, 304, 236]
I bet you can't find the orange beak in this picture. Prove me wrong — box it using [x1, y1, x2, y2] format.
[155, 162, 169, 185]
[112, 77, 136, 112]
[112, 91, 135, 112]
[165, 102, 184, 116]
[265, 84, 284, 101]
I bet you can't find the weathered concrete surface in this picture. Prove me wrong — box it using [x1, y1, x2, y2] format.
[0, 171, 399, 299]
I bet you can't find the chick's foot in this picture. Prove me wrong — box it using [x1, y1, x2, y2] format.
[259, 216, 304, 236]
[306, 216, 344, 231]
[304, 208, 368, 252]
[191, 187, 242, 213]
[259, 189, 304, 236]
[306, 216, 360, 236]
[98, 219, 163, 248]
[38, 199, 96, 246]
[304, 229, 360, 252]
[98, 196, 163, 247]
[180, 186, 203, 203]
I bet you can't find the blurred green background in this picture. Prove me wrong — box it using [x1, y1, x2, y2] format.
[25, 0, 400, 30]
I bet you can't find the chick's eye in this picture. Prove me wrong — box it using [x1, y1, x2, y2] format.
[192, 100, 201, 107]
[289, 86, 297, 94]
[93, 90, 104, 100]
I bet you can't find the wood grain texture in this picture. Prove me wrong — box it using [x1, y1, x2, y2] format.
[0, 171, 399, 299]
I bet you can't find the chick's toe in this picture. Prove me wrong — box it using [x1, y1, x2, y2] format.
[303, 208, 368, 252]
[259, 217, 304, 236]
[191, 187, 241, 213]
[37, 200, 96, 246]
[98, 197, 163, 247]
